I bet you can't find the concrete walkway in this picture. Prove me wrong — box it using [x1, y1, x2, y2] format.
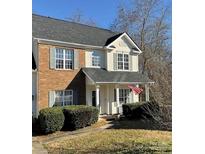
[32, 141, 48, 154]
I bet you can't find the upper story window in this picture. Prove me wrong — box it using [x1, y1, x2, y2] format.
[54, 90, 73, 106]
[92, 51, 101, 67]
[117, 53, 129, 70]
[55, 48, 74, 69]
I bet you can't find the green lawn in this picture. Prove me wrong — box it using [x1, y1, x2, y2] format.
[44, 129, 172, 154]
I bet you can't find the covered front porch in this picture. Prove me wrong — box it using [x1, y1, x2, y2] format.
[86, 83, 151, 115]
[82, 68, 154, 115]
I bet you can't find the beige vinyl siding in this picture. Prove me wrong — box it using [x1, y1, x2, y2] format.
[85, 50, 106, 68]
[106, 37, 139, 72]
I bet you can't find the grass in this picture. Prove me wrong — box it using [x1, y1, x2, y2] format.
[33, 118, 108, 142]
[90, 118, 108, 128]
[44, 129, 172, 154]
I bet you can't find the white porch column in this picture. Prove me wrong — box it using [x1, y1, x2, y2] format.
[106, 85, 110, 114]
[115, 85, 120, 113]
[145, 84, 150, 101]
[96, 85, 100, 111]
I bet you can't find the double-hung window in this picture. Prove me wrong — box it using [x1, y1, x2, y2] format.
[117, 53, 129, 70]
[56, 48, 74, 69]
[119, 89, 131, 104]
[55, 90, 73, 106]
[92, 51, 101, 67]
[114, 89, 131, 104]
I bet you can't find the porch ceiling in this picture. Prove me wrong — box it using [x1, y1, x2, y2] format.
[82, 68, 154, 84]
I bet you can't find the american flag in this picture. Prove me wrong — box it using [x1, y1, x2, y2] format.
[128, 85, 143, 94]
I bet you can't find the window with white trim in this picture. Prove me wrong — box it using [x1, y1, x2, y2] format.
[92, 51, 101, 67]
[114, 89, 131, 103]
[117, 53, 129, 70]
[56, 48, 74, 69]
[55, 90, 73, 106]
[119, 89, 131, 103]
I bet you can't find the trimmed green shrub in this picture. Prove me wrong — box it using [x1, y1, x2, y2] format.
[122, 102, 144, 118]
[90, 106, 99, 125]
[122, 101, 160, 120]
[38, 107, 65, 134]
[63, 105, 99, 130]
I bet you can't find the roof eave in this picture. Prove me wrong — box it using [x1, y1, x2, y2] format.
[106, 32, 143, 54]
[34, 37, 106, 50]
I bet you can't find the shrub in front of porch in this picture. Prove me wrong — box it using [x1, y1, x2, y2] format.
[38, 107, 65, 134]
[122, 101, 160, 120]
[90, 106, 99, 125]
[63, 105, 99, 130]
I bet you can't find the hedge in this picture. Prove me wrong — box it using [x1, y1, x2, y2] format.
[63, 105, 99, 130]
[38, 107, 65, 134]
[122, 101, 160, 120]
[90, 106, 99, 124]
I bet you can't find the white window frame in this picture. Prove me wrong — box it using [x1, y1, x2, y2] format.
[54, 90, 73, 106]
[55, 48, 64, 69]
[117, 53, 129, 70]
[119, 89, 131, 104]
[91, 51, 101, 67]
[55, 48, 74, 70]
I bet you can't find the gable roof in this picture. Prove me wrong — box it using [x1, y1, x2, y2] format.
[105, 33, 123, 46]
[32, 14, 119, 47]
[106, 32, 142, 53]
[82, 68, 153, 84]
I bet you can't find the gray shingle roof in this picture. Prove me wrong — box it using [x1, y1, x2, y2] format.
[82, 68, 153, 83]
[32, 14, 119, 46]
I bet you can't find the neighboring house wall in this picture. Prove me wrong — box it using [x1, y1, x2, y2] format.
[38, 43, 86, 110]
[107, 37, 139, 72]
[32, 39, 38, 67]
[32, 71, 37, 116]
[85, 50, 106, 68]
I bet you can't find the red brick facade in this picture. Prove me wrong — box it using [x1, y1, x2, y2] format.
[37, 43, 86, 110]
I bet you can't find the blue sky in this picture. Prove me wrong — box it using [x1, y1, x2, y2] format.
[33, 0, 171, 29]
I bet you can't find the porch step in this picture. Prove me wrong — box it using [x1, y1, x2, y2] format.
[99, 114, 124, 121]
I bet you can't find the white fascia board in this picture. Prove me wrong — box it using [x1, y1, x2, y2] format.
[106, 32, 142, 54]
[123, 33, 142, 54]
[34, 37, 106, 50]
[106, 33, 124, 48]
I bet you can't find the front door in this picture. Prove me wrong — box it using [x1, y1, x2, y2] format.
[92, 91, 96, 107]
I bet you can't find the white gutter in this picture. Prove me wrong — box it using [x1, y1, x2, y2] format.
[33, 37, 112, 50]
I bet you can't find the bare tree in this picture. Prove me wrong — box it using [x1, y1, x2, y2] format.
[111, 0, 172, 106]
[66, 9, 97, 26]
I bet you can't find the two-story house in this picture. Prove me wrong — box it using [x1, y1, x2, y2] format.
[32, 14, 153, 117]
